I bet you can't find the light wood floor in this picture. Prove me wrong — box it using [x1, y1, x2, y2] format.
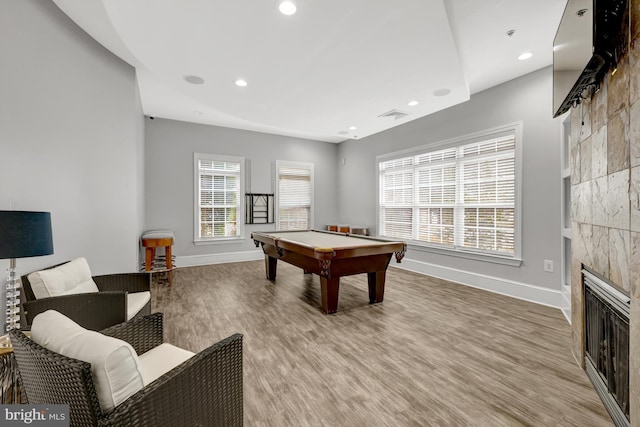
[151, 261, 613, 427]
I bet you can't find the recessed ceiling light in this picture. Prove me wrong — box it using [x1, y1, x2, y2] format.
[184, 75, 204, 85]
[408, 100, 419, 106]
[193, 110, 203, 116]
[518, 52, 533, 60]
[433, 88, 451, 97]
[235, 79, 248, 87]
[349, 126, 357, 131]
[278, 0, 297, 15]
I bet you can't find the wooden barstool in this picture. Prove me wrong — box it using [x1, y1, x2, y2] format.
[141, 230, 175, 283]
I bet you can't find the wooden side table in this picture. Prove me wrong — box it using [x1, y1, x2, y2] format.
[0, 334, 24, 404]
[141, 230, 175, 284]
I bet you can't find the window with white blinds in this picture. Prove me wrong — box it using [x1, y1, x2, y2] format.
[194, 153, 244, 242]
[379, 126, 520, 258]
[276, 161, 314, 231]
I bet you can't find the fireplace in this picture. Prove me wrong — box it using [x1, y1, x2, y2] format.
[583, 269, 630, 427]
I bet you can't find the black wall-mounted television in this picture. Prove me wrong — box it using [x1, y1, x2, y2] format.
[553, 0, 627, 118]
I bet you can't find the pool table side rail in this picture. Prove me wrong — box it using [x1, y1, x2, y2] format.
[251, 231, 406, 262]
[251, 230, 405, 248]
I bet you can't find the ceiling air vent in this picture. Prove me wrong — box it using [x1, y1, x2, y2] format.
[378, 109, 410, 120]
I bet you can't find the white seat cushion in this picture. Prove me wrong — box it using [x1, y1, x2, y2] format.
[126, 291, 151, 320]
[138, 343, 195, 385]
[28, 258, 98, 299]
[30, 310, 144, 412]
[142, 230, 175, 241]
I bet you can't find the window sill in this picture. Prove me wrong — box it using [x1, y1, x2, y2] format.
[193, 236, 245, 246]
[406, 242, 522, 267]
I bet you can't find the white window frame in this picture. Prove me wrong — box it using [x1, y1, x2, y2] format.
[274, 160, 314, 231]
[193, 153, 245, 244]
[376, 122, 523, 266]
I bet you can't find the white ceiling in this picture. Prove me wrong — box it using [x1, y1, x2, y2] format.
[52, 0, 567, 143]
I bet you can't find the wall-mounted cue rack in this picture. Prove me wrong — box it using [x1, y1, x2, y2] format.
[245, 193, 274, 224]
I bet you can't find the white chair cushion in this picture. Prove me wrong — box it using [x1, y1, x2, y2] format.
[28, 258, 98, 299]
[58, 279, 100, 296]
[30, 310, 144, 412]
[138, 343, 195, 385]
[26, 271, 48, 299]
[126, 291, 151, 320]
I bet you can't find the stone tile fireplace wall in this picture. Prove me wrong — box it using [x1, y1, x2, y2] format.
[570, 1, 640, 424]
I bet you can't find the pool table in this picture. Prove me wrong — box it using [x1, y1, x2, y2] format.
[251, 230, 406, 314]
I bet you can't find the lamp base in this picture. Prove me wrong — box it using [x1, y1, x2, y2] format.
[5, 259, 20, 333]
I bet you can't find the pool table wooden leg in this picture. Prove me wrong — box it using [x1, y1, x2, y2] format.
[320, 276, 339, 314]
[265, 255, 277, 280]
[367, 271, 386, 304]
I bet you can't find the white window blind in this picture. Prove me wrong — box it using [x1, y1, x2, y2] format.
[379, 130, 518, 257]
[194, 153, 244, 241]
[276, 161, 313, 230]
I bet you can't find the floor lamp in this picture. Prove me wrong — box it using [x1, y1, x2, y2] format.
[0, 211, 53, 333]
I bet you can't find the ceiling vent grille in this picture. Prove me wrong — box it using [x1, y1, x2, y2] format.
[378, 109, 410, 120]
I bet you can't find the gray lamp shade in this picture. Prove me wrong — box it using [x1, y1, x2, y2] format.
[0, 211, 54, 259]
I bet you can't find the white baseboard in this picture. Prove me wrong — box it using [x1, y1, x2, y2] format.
[396, 257, 563, 310]
[176, 250, 263, 268]
[174, 251, 564, 311]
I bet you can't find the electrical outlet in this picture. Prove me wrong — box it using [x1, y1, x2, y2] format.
[544, 260, 554, 273]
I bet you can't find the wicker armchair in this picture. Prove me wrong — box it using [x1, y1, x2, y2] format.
[21, 260, 151, 331]
[10, 313, 244, 427]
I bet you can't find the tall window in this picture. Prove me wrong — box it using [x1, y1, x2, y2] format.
[276, 161, 314, 230]
[194, 153, 244, 242]
[378, 124, 520, 259]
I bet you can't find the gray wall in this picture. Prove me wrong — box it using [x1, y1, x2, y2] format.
[145, 118, 339, 258]
[2, 0, 562, 304]
[0, 0, 145, 277]
[338, 68, 562, 291]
